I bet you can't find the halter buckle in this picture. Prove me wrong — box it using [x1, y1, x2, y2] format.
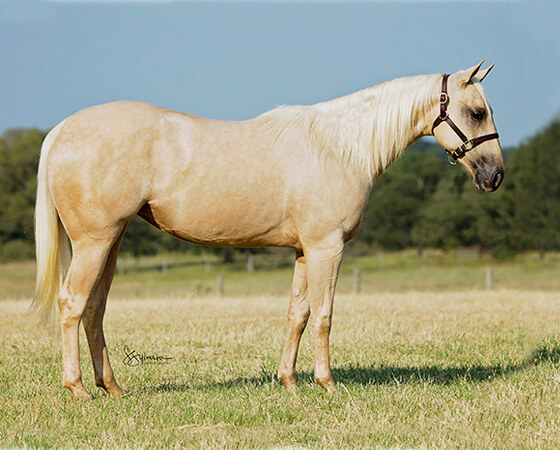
[463, 140, 474, 151]
[440, 92, 449, 104]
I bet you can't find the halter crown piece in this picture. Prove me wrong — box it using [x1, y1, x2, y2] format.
[432, 74, 500, 165]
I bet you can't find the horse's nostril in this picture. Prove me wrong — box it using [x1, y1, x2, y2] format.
[492, 171, 503, 189]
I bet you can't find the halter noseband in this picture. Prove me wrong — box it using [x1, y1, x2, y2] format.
[432, 74, 499, 165]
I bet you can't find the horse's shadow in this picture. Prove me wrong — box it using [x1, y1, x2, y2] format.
[141, 344, 560, 394]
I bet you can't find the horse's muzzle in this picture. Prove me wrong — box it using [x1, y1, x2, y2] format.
[475, 165, 504, 192]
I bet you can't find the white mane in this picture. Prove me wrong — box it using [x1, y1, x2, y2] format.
[258, 73, 440, 178]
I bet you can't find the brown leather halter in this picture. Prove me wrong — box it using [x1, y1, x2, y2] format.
[432, 74, 499, 165]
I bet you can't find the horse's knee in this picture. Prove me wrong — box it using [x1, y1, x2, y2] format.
[290, 291, 310, 319]
[295, 311, 310, 332]
[314, 314, 331, 336]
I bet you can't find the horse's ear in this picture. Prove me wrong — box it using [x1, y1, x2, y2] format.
[476, 63, 495, 82]
[459, 60, 485, 84]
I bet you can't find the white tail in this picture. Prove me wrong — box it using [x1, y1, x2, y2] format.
[33, 120, 71, 329]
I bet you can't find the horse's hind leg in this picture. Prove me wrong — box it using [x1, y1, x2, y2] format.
[278, 251, 309, 391]
[82, 228, 126, 396]
[58, 234, 121, 400]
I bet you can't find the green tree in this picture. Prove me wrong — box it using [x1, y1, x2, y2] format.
[0, 128, 46, 260]
[411, 170, 484, 250]
[485, 116, 560, 256]
[361, 142, 446, 249]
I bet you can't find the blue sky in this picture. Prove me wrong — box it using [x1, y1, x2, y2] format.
[1, 1, 558, 148]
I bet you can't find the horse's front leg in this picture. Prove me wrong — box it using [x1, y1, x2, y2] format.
[278, 251, 309, 391]
[305, 236, 344, 393]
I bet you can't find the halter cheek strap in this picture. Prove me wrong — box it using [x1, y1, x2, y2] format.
[432, 74, 499, 165]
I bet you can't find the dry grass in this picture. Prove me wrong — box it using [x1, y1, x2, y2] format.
[1, 290, 560, 448]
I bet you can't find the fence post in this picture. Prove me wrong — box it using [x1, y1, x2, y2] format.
[353, 268, 361, 295]
[116, 258, 124, 275]
[247, 252, 254, 273]
[204, 259, 211, 273]
[217, 275, 224, 297]
[486, 267, 493, 290]
[161, 258, 168, 273]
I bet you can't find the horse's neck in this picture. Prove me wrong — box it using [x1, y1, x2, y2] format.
[308, 74, 440, 182]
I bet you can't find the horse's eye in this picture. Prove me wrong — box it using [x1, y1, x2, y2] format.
[471, 108, 486, 121]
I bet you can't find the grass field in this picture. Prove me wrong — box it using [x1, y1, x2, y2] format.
[1, 252, 560, 447]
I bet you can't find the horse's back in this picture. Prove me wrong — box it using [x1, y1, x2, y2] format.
[46, 101, 299, 246]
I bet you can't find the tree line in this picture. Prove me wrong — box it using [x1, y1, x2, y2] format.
[0, 115, 558, 262]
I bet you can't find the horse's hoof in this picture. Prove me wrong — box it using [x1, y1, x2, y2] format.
[96, 379, 124, 397]
[65, 383, 93, 400]
[278, 373, 298, 393]
[108, 386, 124, 397]
[284, 382, 298, 394]
[315, 376, 336, 394]
[74, 390, 94, 401]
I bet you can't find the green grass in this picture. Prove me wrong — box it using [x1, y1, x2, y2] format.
[1, 291, 560, 448]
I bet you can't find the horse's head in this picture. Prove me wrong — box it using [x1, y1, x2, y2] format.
[432, 61, 504, 192]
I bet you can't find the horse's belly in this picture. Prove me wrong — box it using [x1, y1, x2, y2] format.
[140, 110, 304, 248]
[144, 190, 297, 248]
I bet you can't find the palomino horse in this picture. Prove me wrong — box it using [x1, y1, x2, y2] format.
[34, 61, 504, 399]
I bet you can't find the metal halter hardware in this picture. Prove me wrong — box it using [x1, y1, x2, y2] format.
[432, 74, 500, 165]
